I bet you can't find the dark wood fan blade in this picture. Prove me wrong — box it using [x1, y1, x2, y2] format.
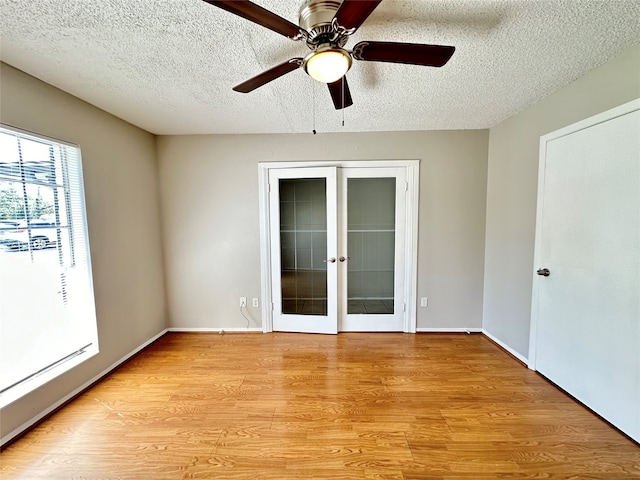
[352, 41, 455, 67]
[327, 77, 353, 110]
[334, 0, 382, 32]
[202, 0, 303, 39]
[233, 58, 303, 93]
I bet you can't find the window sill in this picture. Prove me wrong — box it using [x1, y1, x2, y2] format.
[0, 344, 99, 409]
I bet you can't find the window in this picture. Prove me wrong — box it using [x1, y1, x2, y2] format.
[0, 125, 98, 407]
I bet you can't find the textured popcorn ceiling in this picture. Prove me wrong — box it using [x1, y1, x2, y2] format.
[1, 0, 639, 135]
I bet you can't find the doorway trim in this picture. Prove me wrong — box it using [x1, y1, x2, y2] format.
[258, 160, 420, 333]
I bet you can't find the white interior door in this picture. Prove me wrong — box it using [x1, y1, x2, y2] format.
[266, 163, 415, 334]
[338, 167, 407, 331]
[530, 100, 640, 442]
[269, 167, 338, 334]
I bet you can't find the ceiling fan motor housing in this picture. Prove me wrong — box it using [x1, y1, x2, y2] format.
[299, 0, 347, 48]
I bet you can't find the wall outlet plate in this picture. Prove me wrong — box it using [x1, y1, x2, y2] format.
[240, 297, 247, 307]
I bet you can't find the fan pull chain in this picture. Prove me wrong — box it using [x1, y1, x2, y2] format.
[341, 77, 345, 127]
[312, 80, 317, 135]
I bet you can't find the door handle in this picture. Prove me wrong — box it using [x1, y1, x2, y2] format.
[323, 257, 336, 263]
[536, 268, 550, 277]
[339, 256, 350, 262]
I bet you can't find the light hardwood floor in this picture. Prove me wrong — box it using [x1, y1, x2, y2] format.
[1, 332, 639, 479]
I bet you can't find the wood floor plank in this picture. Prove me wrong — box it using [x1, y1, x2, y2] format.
[1, 332, 639, 479]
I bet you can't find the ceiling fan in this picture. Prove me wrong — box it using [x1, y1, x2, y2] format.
[202, 0, 455, 109]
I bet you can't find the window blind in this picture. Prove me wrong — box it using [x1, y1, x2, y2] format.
[0, 125, 98, 405]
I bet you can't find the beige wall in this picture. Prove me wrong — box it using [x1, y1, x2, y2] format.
[157, 130, 489, 331]
[1, 37, 636, 445]
[483, 44, 640, 358]
[0, 63, 167, 440]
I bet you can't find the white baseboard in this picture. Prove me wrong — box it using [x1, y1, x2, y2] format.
[1, 328, 168, 448]
[416, 327, 483, 333]
[167, 327, 263, 333]
[482, 329, 528, 364]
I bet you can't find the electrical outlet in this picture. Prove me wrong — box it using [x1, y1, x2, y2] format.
[252, 298, 259, 308]
[240, 297, 247, 307]
[420, 297, 428, 307]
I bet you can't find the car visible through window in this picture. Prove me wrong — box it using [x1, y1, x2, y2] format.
[0, 220, 58, 250]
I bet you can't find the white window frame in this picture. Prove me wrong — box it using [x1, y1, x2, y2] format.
[0, 124, 99, 408]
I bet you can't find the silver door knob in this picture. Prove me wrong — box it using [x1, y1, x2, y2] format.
[536, 268, 550, 277]
[323, 257, 336, 263]
[339, 256, 350, 262]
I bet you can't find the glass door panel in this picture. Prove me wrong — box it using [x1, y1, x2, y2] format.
[347, 178, 396, 314]
[279, 178, 328, 315]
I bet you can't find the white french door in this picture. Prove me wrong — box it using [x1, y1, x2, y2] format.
[262, 161, 416, 334]
[269, 167, 338, 334]
[338, 167, 407, 332]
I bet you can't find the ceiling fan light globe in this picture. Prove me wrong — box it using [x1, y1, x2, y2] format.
[305, 49, 351, 83]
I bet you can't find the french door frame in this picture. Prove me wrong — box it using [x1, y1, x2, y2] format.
[258, 160, 420, 333]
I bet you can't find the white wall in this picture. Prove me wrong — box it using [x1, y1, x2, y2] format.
[483, 44, 640, 359]
[157, 130, 489, 331]
[0, 63, 167, 440]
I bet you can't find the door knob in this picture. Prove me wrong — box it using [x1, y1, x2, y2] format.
[323, 257, 336, 263]
[536, 268, 550, 277]
[339, 256, 350, 262]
